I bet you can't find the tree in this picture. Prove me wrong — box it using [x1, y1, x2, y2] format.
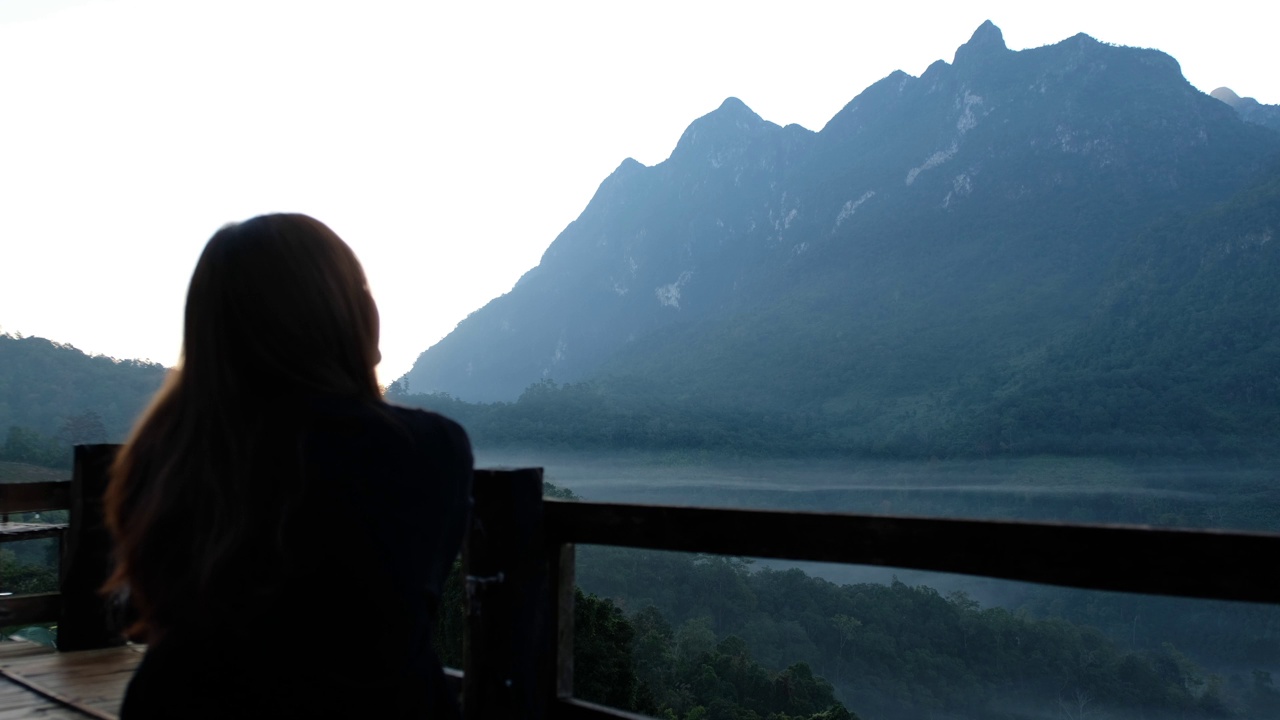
[2, 425, 64, 466]
[575, 590, 641, 710]
[58, 410, 106, 445]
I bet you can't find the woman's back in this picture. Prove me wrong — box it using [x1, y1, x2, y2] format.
[121, 398, 471, 718]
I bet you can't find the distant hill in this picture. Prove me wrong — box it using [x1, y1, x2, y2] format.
[0, 333, 166, 467]
[399, 23, 1280, 458]
[1212, 86, 1280, 132]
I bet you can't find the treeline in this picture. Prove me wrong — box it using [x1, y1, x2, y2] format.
[391, 371, 1280, 462]
[0, 333, 166, 468]
[575, 547, 1279, 720]
[390, 380, 836, 459]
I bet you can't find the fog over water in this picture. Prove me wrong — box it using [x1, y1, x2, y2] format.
[477, 450, 1280, 601]
[478, 451, 1274, 520]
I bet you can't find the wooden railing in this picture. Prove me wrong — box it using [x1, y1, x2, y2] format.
[0, 445, 122, 650]
[5, 452, 1280, 719]
[462, 469, 1280, 720]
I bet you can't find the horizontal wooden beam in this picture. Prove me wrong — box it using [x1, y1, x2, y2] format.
[544, 500, 1280, 604]
[553, 698, 655, 720]
[0, 522, 67, 543]
[0, 481, 70, 515]
[0, 592, 61, 627]
[443, 667, 463, 706]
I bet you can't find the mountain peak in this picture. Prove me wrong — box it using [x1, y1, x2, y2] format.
[670, 97, 767, 162]
[703, 96, 762, 127]
[1211, 87, 1245, 108]
[953, 20, 1007, 65]
[690, 96, 764, 129]
[616, 156, 645, 172]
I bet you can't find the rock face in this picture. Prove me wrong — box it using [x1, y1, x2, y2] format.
[402, 22, 1280, 408]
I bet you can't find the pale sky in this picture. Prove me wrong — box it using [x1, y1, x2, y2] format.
[1, 0, 1276, 384]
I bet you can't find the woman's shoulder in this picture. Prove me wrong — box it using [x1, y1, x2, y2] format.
[297, 395, 471, 460]
[379, 403, 472, 455]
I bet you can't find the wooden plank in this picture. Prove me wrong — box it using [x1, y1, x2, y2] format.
[0, 666, 117, 720]
[0, 641, 57, 662]
[5, 651, 141, 679]
[0, 593, 61, 627]
[58, 446, 124, 652]
[0, 641, 139, 720]
[553, 698, 655, 720]
[549, 543, 574, 701]
[0, 523, 67, 542]
[0, 482, 70, 516]
[543, 500, 1280, 604]
[0, 682, 94, 720]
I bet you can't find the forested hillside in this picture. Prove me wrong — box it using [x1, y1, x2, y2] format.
[964, 170, 1280, 457]
[393, 163, 1280, 459]
[0, 333, 166, 467]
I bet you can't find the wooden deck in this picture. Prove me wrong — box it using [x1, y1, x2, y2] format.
[0, 640, 142, 719]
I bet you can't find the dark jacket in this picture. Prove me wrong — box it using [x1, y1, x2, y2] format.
[121, 399, 472, 718]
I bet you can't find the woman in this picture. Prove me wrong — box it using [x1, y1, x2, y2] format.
[104, 214, 471, 718]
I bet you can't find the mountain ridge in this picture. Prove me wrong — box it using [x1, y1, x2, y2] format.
[399, 23, 1280, 456]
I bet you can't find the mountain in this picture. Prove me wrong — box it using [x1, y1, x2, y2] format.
[405, 94, 816, 402]
[401, 23, 1280, 457]
[1212, 87, 1280, 132]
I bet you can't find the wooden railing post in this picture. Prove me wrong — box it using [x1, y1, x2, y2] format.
[462, 468, 550, 719]
[544, 540, 575, 704]
[57, 444, 125, 651]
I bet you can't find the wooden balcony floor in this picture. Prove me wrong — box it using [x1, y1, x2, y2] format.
[0, 640, 142, 719]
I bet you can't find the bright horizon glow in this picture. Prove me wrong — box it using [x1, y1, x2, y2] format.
[1, 0, 1276, 385]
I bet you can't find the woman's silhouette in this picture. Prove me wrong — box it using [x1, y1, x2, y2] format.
[105, 214, 471, 718]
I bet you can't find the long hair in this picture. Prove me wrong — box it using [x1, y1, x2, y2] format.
[104, 213, 382, 640]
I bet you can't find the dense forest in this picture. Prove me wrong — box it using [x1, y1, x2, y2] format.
[571, 547, 1280, 720]
[433, 576, 855, 720]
